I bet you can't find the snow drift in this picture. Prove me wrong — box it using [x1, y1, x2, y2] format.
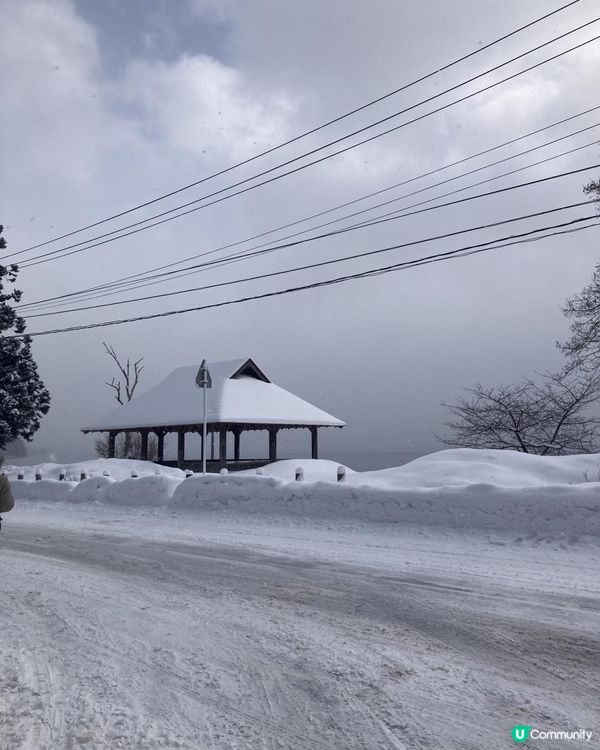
[5, 449, 600, 537]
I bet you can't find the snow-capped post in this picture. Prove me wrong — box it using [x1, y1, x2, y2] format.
[185, 469, 193, 478]
[17, 470, 23, 480]
[295, 467, 304, 482]
[103, 470, 110, 477]
[220, 468, 228, 476]
[80, 470, 87, 481]
[337, 466, 346, 483]
[195, 359, 212, 476]
[131, 470, 138, 478]
[59, 469, 66, 481]
[35, 470, 42, 481]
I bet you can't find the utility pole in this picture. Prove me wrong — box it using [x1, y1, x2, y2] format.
[195, 359, 212, 475]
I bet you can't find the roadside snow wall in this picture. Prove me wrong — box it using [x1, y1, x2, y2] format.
[5, 451, 600, 538]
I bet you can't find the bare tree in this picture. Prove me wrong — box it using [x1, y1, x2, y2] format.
[95, 433, 157, 461]
[95, 342, 154, 460]
[103, 342, 144, 405]
[440, 369, 600, 455]
[558, 177, 600, 371]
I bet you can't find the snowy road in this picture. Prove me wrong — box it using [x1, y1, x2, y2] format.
[1, 508, 599, 749]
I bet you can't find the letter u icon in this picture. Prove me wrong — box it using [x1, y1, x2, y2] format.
[512, 725, 531, 743]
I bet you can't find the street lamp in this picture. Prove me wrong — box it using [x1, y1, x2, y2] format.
[195, 359, 212, 475]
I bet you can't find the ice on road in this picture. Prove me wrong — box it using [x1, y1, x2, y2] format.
[1, 507, 599, 749]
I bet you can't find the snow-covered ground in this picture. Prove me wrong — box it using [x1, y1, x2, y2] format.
[5, 449, 600, 538]
[1, 450, 599, 748]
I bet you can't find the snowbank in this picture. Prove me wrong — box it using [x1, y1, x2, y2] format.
[356, 448, 600, 489]
[241, 458, 355, 483]
[3, 458, 185, 483]
[5, 450, 600, 538]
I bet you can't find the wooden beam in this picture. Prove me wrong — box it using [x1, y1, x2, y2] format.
[108, 431, 117, 458]
[156, 430, 164, 463]
[177, 429, 185, 469]
[234, 429, 241, 461]
[219, 427, 227, 469]
[140, 430, 149, 461]
[269, 426, 279, 463]
[310, 426, 318, 459]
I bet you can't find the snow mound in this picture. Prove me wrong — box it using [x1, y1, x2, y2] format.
[69, 475, 115, 503]
[239, 458, 354, 483]
[6, 451, 600, 538]
[4, 458, 185, 483]
[9, 479, 77, 502]
[354, 448, 600, 488]
[102, 475, 182, 507]
[173, 473, 282, 510]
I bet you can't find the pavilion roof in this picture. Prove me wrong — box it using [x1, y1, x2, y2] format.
[82, 357, 345, 432]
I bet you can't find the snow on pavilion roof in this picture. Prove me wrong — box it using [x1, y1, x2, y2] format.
[83, 358, 345, 432]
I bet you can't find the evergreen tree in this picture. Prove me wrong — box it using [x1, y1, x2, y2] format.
[0, 225, 50, 452]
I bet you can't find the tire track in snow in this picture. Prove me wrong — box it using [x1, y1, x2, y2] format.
[2, 522, 599, 749]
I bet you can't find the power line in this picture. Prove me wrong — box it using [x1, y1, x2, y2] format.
[18, 162, 600, 315]
[18, 145, 600, 317]
[156, 136, 600, 272]
[18, 0, 584, 254]
[335, 139, 600, 233]
[9, 22, 600, 265]
[21, 207, 598, 318]
[18, 103, 600, 310]
[13, 221, 599, 339]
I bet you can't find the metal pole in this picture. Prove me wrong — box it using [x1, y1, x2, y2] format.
[196, 359, 212, 476]
[202, 383, 207, 475]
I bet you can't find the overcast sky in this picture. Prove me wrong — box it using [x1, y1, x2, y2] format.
[1, 0, 599, 464]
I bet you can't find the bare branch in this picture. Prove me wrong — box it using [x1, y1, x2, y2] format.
[440, 369, 600, 455]
[102, 341, 145, 403]
[104, 377, 122, 405]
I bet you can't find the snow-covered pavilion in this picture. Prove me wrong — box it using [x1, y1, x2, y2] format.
[82, 357, 345, 471]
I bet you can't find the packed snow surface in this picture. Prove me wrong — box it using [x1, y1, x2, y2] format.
[1, 502, 599, 749]
[2, 449, 599, 747]
[5, 449, 600, 538]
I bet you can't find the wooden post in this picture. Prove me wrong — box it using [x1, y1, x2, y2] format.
[140, 430, 149, 461]
[269, 426, 279, 463]
[219, 427, 227, 469]
[108, 431, 117, 458]
[156, 430, 164, 463]
[177, 429, 185, 469]
[234, 429, 241, 462]
[310, 426, 318, 459]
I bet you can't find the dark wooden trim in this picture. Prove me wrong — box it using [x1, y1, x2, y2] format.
[230, 358, 270, 383]
[86, 421, 341, 434]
